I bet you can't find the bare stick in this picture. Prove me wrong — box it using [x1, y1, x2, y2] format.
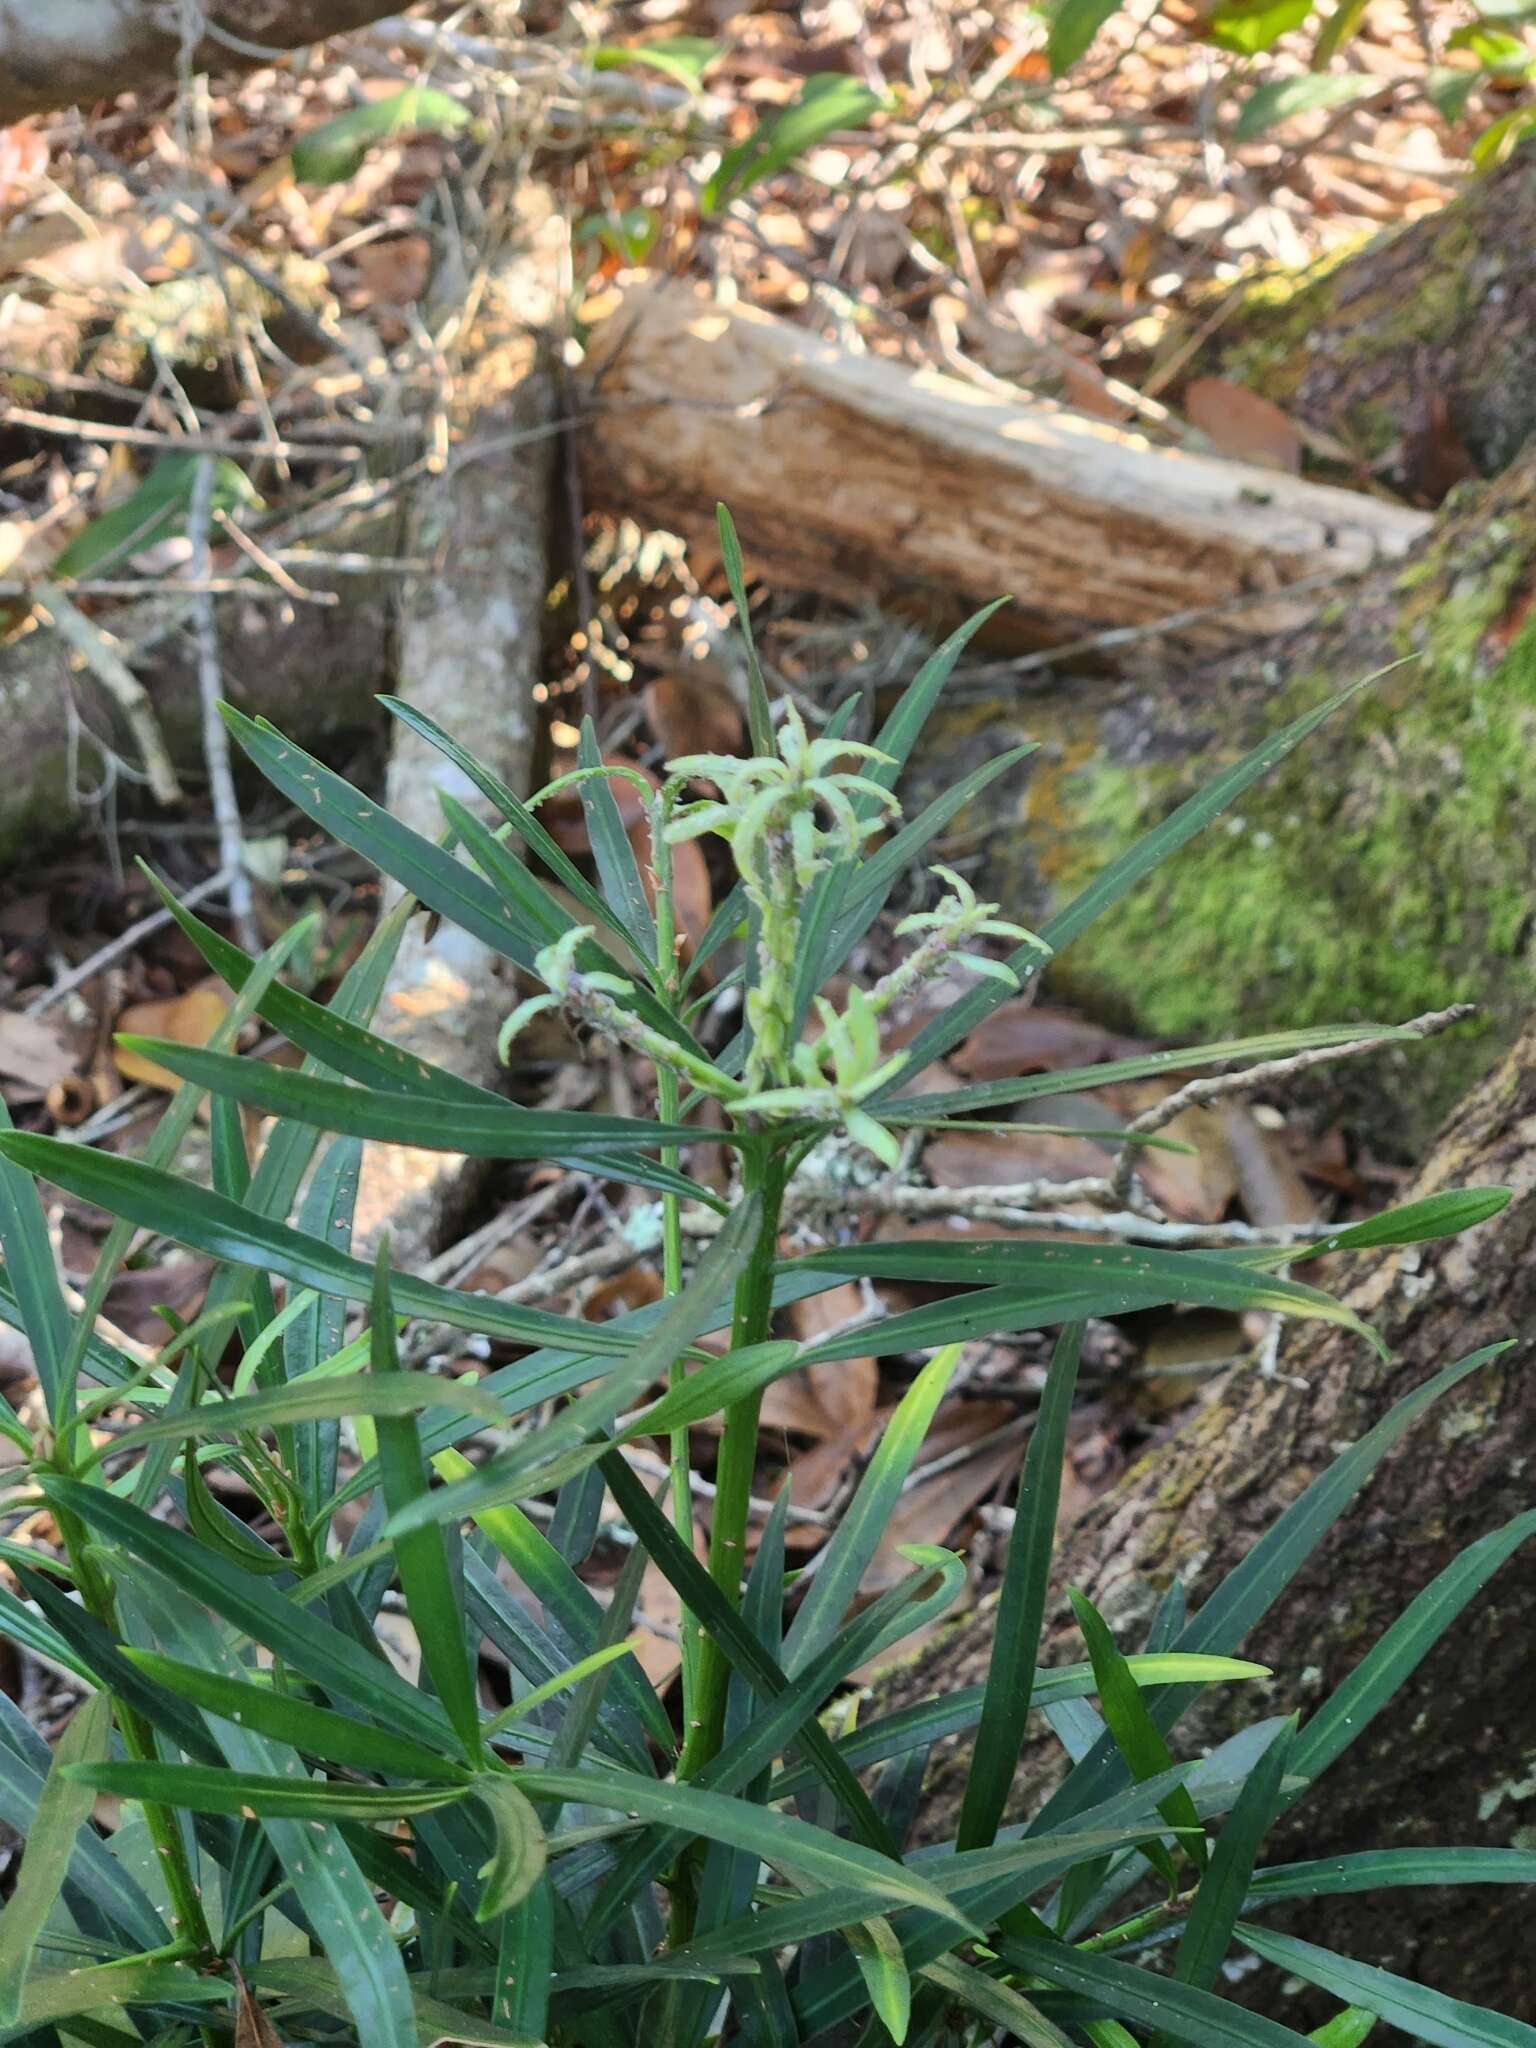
[188, 457, 258, 954]
[35, 585, 182, 806]
[1108, 1003, 1475, 1206]
[27, 870, 230, 1017]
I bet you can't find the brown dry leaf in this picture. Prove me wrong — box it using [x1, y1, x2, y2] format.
[924, 1123, 1111, 1193]
[351, 233, 431, 306]
[1221, 1105, 1316, 1230]
[0, 121, 48, 208]
[1184, 377, 1302, 474]
[787, 1284, 879, 1436]
[646, 663, 745, 763]
[1059, 356, 1130, 422]
[864, 1401, 1022, 1594]
[112, 978, 229, 1091]
[1133, 1104, 1238, 1223]
[951, 1004, 1149, 1083]
[0, 1011, 80, 1094]
[234, 1967, 286, 2048]
[633, 1558, 685, 1689]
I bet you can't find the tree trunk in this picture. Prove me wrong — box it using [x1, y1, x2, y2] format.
[0, 548, 395, 862]
[878, 1022, 1536, 2020]
[1185, 143, 1536, 491]
[0, 1, 398, 124]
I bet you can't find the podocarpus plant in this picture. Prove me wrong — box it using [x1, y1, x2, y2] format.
[0, 518, 1528, 2048]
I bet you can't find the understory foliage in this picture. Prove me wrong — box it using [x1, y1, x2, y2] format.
[0, 518, 1527, 2048]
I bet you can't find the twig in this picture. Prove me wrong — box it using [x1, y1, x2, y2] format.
[35, 585, 182, 806]
[188, 457, 257, 954]
[0, 406, 372, 462]
[213, 510, 335, 604]
[26, 871, 230, 1017]
[1109, 1003, 1475, 1206]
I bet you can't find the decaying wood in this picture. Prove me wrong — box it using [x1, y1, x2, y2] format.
[353, 191, 565, 1269]
[0, 0, 399, 125]
[877, 1021, 1536, 2019]
[579, 283, 1430, 648]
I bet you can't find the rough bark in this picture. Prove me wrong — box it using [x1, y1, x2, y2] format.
[877, 1022, 1536, 2020]
[1193, 143, 1536, 490]
[352, 191, 564, 1268]
[0, 0, 397, 125]
[579, 282, 1428, 651]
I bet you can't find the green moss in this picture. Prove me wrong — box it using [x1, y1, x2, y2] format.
[1047, 565, 1536, 1128]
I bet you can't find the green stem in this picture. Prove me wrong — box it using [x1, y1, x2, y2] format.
[680, 1143, 791, 1781]
[51, 1495, 216, 1958]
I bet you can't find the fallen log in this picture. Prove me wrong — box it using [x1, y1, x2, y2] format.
[0, 1, 400, 126]
[874, 1017, 1536, 2019]
[579, 282, 1429, 648]
[352, 190, 564, 1268]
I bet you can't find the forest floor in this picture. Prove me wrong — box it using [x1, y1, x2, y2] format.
[0, 0, 1524, 1720]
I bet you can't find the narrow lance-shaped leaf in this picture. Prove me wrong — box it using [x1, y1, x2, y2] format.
[117, 1649, 468, 1783]
[959, 1324, 1082, 1853]
[1070, 1586, 1208, 1884]
[371, 1245, 484, 1763]
[782, 1345, 961, 1674]
[1169, 1718, 1295, 1994]
[384, 1199, 765, 1534]
[0, 1692, 110, 2026]
[875, 665, 1402, 1091]
[1236, 1924, 1536, 2048]
[0, 1133, 636, 1359]
[471, 1776, 548, 1919]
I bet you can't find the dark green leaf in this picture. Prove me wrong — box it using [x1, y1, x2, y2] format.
[1235, 1187, 1512, 1271]
[117, 1650, 466, 1781]
[0, 1693, 110, 2025]
[796, 1240, 1384, 1354]
[921, 1954, 1073, 2048]
[960, 1324, 1082, 1853]
[1291, 1509, 1536, 1789]
[1171, 1719, 1294, 1990]
[1070, 1587, 1207, 1879]
[0, 1133, 629, 1357]
[1252, 1847, 1536, 1900]
[878, 668, 1397, 1090]
[66, 1759, 462, 1821]
[702, 74, 886, 213]
[472, 1776, 548, 1918]
[1236, 1925, 1536, 2048]
[0, 1095, 72, 1423]
[782, 1346, 960, 1672]
[997, 1935, 1315, 2048]
[292, 86, 470, 184]
[1049, 0, 1126, 73]
[371, 1248, 484, 1762]
[577, 719, 657, 958]
[515, 1766, 970, 1925]
[716, 506, 771, 751]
